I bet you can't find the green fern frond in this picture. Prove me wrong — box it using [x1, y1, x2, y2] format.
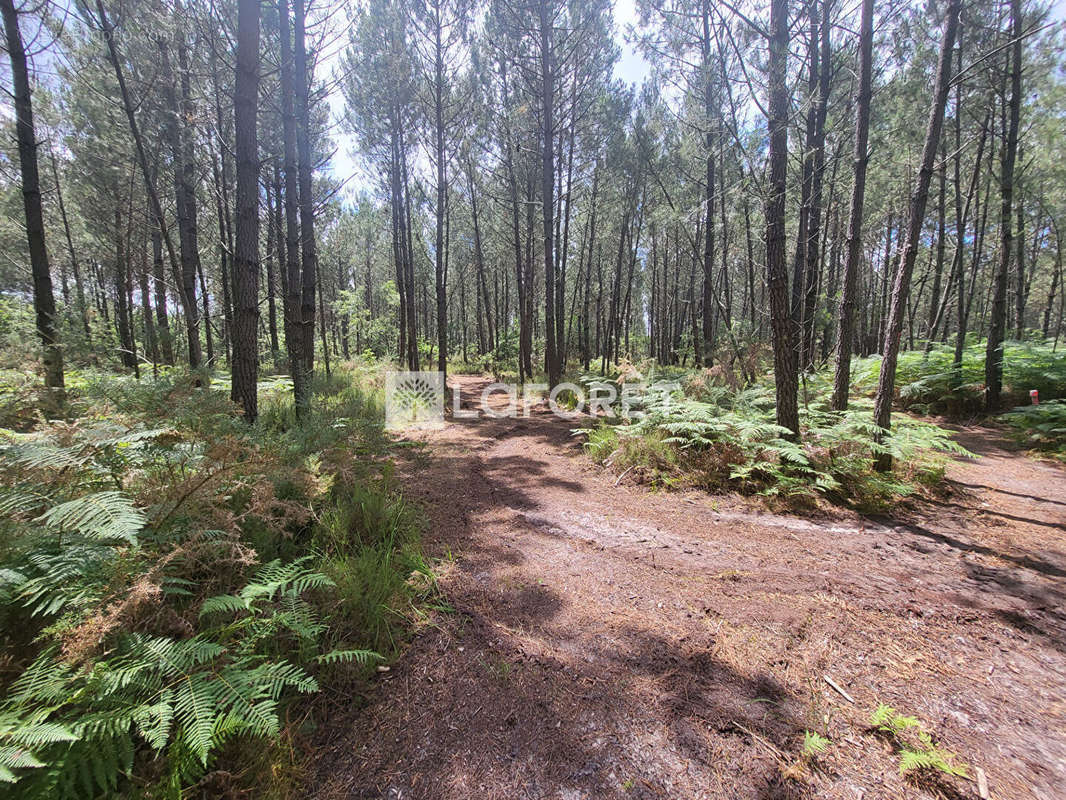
[37, 492, 145, 544]
[802, 730, 830, 757]
[1, 443, 93, 473]
[316, 648, 381, 665]
[16, 543, 117, 617]
[199, 594, 251, 618]
[173, 674, 219, 767]
[0, 489, 49, 517]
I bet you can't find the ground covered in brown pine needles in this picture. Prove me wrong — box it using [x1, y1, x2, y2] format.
[308, 377, 1066, 800]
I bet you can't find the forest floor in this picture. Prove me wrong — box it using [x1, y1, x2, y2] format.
[308, 376, 1066, 800]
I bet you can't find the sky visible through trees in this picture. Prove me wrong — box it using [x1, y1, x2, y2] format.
[322, 0, 653, 190]
[3, 0, 1066, 429]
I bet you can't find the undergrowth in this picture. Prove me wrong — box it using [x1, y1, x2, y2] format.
[0, 363, 429, 798]
[577, 371, 970, 510]
[998, 399, 1066, 459]
[851, 340, 1066, 416]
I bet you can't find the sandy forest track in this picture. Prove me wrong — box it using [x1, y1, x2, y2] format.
[310, 376, 1066, 800]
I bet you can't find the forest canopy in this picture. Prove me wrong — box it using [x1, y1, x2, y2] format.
[0, 0, 1062, 428]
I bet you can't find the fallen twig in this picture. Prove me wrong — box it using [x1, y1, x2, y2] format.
[733, 721, 787, 763]
[823, 674, 855, 704]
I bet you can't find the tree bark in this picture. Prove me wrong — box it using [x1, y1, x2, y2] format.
[1044, 218, 1062, 338]
[765, 0, 799, 436]
[830, 0, 874, 411]
[231, 0, 261, 421]
[873, 0, 960, 470]
[279, 0, 309, 411]
[159, 34, 204, 369]
[1014, 195, 1026, 338]
[2, 0, 64, 392]
[800, 0, 833, 370]
[984, 0, 1023, 411]
[113, 205, 137, 370]
[294, 0, 318, 403]
[539, 0, 560, 386]
[431, 0, 449, 379]
[265, 174, 281, 364]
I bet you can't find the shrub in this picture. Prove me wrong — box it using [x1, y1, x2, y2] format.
[999, 399, 1066, 458]
[851, 341, 1066, 416]
[578, 379, 970, 509]
[0, 365, 423, 796]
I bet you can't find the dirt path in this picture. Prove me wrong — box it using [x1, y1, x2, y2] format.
[310, 377, 1066, 800]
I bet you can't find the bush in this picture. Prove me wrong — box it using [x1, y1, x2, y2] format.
[0, 365, 424, 797]
[851, 341, 1066, 416]
[578, 379, 970, 510]
[999, 399, 1066, 458]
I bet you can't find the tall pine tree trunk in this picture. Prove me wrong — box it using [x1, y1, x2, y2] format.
[3, 0, 63, 393]
[765, 0, 798, 436]
[278, 0, 308, 412]
[231, 0, 260, 421]
[432, 2, 448, 378]
[830, 0, 873, 411]
[801, 0, 832, 369]
[873, 0, 960, 469]
[294, 0, 318, 401]
[984, 0, 1023, 411]
[539, 0, 560, 386]
[159, 35, 204, 369]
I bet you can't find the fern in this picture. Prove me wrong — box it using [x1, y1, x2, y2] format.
[869, 703, 970, 779]
[0, 560, 346, 797]
[870, 703, 920, 734]
[1000, 400, 1066, 456]
[37, 492, 145, 544]
[316, 648, 382, 666]
[0, 369, 414, 797]
[802, 730, 830, 757]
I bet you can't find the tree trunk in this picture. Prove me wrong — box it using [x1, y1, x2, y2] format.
[400, 128, 419, 370]
[265, 177, 281, 364]
[1044, 218, 1062, 338]
[177, 28, 206, 365]
[765, 0, 798, 436]
[231, 0, 260, 421]
[2, 0, 63, 392]
[139, 232, 158, 368]
[279, 0, 308, 412]
[873, 0, 960, 469]
[830, 0, 873, 411]
[1014, 195, 1026, 338]
[294, 0, 318, 402]
[791, 0, 819, 331]
[159, 34, 204, 369]
[49, 148, 91, 344]
[925, 142, 949, 343]
[984, 0, 1023, 411]
[800, 0, 833, 370]
[113, 206, 137, 370]
[469, 159, 494, 355]
[432, 3, 448, 379]
[539, 0, 560, 386]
